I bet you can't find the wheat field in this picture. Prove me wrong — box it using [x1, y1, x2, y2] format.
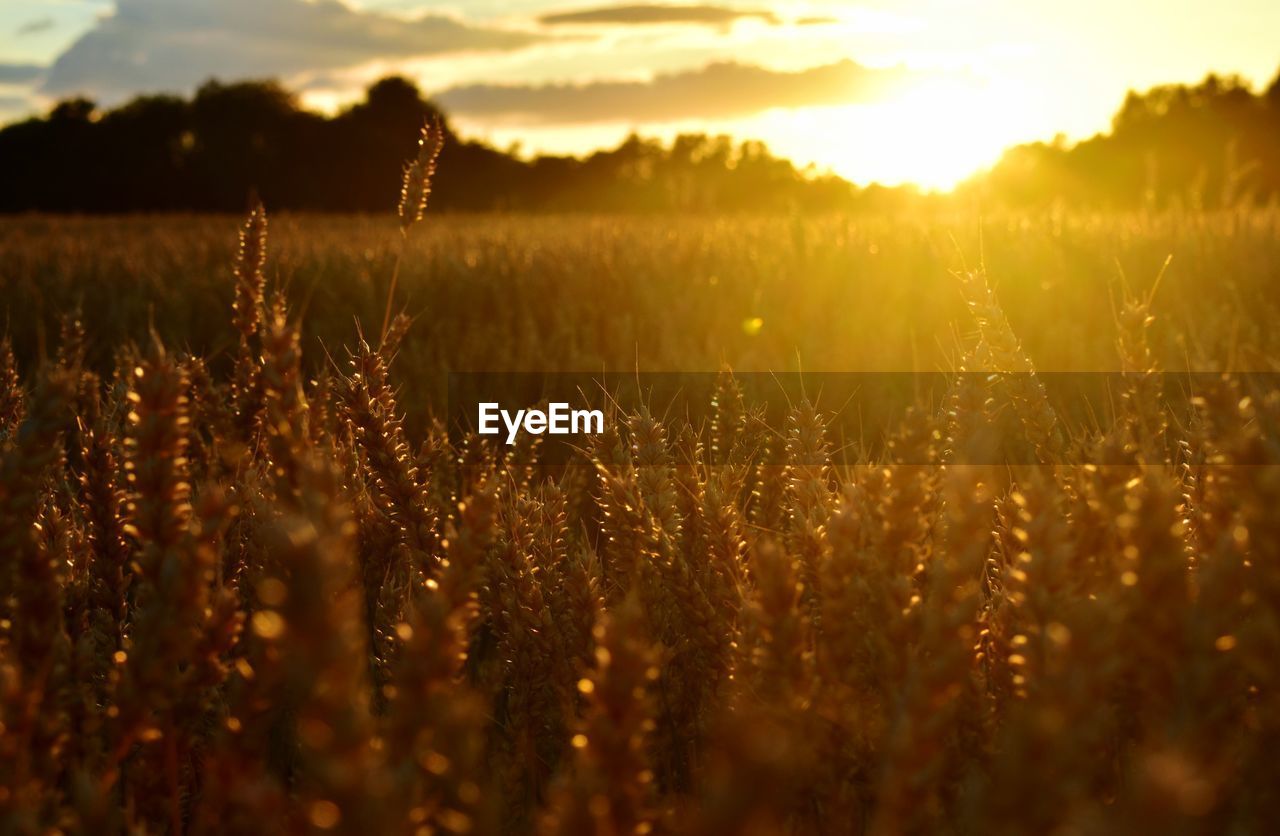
[1, 133, 1279, 836]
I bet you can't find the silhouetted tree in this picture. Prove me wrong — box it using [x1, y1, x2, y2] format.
[972, 69, 1280, 209]
[0, 75, 909, 213]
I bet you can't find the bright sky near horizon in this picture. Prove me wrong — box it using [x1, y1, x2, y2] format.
[1, 1, 1277, 188]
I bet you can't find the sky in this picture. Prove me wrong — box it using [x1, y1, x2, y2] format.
[1, 1, 1277, 188]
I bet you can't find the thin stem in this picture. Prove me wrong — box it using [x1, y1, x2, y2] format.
[380, 231, 408, 347]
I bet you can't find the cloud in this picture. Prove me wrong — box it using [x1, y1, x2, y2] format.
[41, 0, 547, 100]
[435, 59, 918, 125]
[16, 17, 56, 36]
[0, 64, 46, 84]
[796, 16, 838, 26]
[539, 4, 779, 26]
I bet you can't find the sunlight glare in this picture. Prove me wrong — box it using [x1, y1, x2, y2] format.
[760, 76, 1036, 190]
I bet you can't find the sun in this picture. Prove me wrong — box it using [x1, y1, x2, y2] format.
[758, 76, 1034, 190]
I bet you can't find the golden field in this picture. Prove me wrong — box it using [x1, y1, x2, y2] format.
[1, 200, 1279, 834]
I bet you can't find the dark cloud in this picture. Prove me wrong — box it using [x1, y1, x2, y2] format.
[436, 59, 917, 124]
[539, 4, 779, 26]
[41, 0, 547, 100]
[16, 17, 56, 36]
[0, 64, 45, 84]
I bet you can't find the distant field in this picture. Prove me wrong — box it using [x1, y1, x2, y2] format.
[4, 210, 1277, 385]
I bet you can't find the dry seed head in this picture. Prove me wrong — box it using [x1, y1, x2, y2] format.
[232, 201, 268, 339]
[123, 352, 192, 550]
[398, 116, 445, 233]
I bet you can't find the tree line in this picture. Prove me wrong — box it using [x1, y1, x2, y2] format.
[0, 76, 865, 214]
[2, 70, 1278, 213]
[970, 70, 1280, 209]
